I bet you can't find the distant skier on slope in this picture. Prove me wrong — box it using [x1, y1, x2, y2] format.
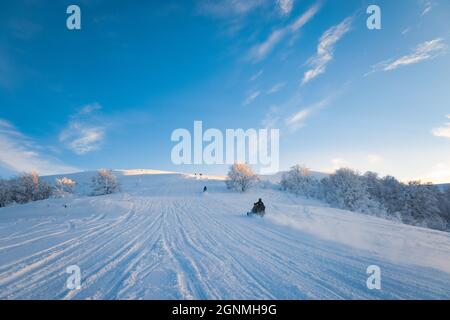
[203, 186, 208, 193]
[247, 198, 265, 217]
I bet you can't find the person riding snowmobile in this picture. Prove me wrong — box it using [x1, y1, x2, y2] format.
[248, 198, 265, 216]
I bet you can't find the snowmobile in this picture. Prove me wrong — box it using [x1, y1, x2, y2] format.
[247, 199, 266, 217]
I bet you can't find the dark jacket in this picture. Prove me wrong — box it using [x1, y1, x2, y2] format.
[252, 200, 265, 213]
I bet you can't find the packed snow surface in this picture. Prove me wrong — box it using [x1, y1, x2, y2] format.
[0, 170, 449, 299]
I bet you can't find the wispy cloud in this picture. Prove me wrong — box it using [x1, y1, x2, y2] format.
[401, 27, 411, 36]
[197, 0, 268, 17]
[249, 28, 286, 62]
[285, 96, 332, 131]
[198, 0, 295, 18]
[250, 69, 264, 81]
[414, 161, 450, 184]
[59, 103, 106, 155]
[431, 115, 450, 139]
[59, 124, 105, 155]
[319, 157, 349, 173]
[421, 1, 433, 16]
[367, 38, 447, 74]
[242, 90, 261, 106]
[367, 154, 383, 165]
[289, 2, 321, 32]
[249, 3, 321, 61]
[78, 103, 102, 115]
[330, 158, 348, 170]
[277, 0, 294, 16]
[302, 16, 352, 85]
[261, 106, 281, 129]
[267, 82, 286, 94]
[0, 119, 79, 175]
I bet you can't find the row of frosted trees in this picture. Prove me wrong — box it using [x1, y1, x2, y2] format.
[0, 170, 120, 208]
[225, 163, 450, 231]
[280, 165, 450, 231]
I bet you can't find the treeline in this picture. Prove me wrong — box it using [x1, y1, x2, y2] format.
[0, 169, 120, 208]
[281, 165, 450, 231]
[0, 172, 52, 207]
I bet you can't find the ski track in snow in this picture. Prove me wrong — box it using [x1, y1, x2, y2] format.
[0, 172, 449, 299]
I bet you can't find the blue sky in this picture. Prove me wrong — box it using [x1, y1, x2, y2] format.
[0, 0, 449, 182]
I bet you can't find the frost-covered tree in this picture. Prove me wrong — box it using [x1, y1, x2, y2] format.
[37, 180, 52, 201]
[10, 173, 34, 204]
[438, 187, 450, 230]
[0, 179, 12, 208]
[54, 177, 76, 198]
[401, 182, 445, 230]
[378, 175, 405, 216]
[91, 170, 120, 196]
[225, 163, 258, 192]
[321, 168, 383, 215]
[278, 164, 449, 231]
[281, 165, 319, 198]
[10, 172, 52, 204]
[363, 172, 384, 203]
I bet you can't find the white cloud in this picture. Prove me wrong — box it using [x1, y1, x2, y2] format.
[289, 2, 320, 31]
[250, 69, 264, 81]
[277, 0, 294, 16]
[286, 108, 312, 127]
[242, 90, 261, 106]
[401, 27, 411, 36]
[78, 103, 102, 115]
[330, 158, 348, 170]
[59, 123, 105, 155]
[285, 97, 331, 130]
[249, 3, 321, 61]
[302, 17, 352, 85]
[261, 106, 281, 129]
[431, 115, 450, 139]
[197, 0, 268, 17]
[59, 103, 106, 155]
[198, 0, 296, 18]
[0, 119, 15, 130]
[0, 119, 79, 175]
[367, 154, 383, 164]
[320, 158, 349, 173]
[368, 38, 447, 74]
[320, 155, 386, 175]
[267, 82, 286, 94]
[415, 161, 450, 184]
[421, 1, 433, 16]
[249, 28, 286, 61]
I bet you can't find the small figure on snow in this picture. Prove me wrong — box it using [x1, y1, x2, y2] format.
[248, 198, 265, 217]
[203, 186, 208, 193]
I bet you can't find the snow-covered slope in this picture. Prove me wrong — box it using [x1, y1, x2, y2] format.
[0, 170, 449, 299]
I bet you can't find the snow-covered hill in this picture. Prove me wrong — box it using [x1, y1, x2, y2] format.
[0, 170, 449, 299]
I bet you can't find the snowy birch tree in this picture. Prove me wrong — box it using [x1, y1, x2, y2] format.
[225, 163, 258, 192]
